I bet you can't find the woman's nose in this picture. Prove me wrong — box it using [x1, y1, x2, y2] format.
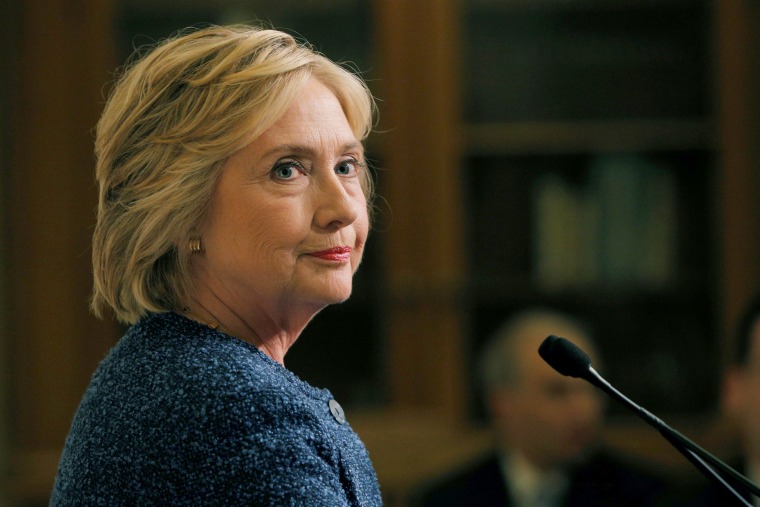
[313, 173, 361, 230]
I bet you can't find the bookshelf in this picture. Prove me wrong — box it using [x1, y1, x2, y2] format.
[460, 0, 721, 417]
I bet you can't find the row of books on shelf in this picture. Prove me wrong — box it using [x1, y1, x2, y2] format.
[532, 153, 676, 290]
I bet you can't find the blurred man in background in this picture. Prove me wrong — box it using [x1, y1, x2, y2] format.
[414, 308, 668, 506]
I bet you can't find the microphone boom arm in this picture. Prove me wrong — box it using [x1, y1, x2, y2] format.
[538, 335, 760, 504]
[587, 366, 760, 502]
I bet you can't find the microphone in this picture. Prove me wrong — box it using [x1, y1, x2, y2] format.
[538, 333, 595, 380]
[539, 335, 760, 506]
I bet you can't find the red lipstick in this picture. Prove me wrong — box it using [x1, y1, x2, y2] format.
[308, 246, 351, 261]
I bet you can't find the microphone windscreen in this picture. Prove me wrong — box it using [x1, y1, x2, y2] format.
[538, 335, 592, 379]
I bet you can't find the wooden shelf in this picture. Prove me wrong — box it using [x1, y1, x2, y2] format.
[469, 0, 699, 10]
[465, 118, 714, 155]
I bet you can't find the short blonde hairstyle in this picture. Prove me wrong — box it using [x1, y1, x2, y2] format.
[92, 25, 376, 324]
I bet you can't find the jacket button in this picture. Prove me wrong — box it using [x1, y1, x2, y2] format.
[328, 399, 346, 424]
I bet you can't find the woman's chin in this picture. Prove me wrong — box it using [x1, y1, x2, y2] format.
[322, 286, 353, 305]
[302, 282, 354, 308]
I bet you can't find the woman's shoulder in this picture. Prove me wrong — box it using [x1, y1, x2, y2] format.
[67, 312, 336, 460]
[105, 313, 287, 385]
[89, 312, 328, 418]
[55, 316, 372, 504]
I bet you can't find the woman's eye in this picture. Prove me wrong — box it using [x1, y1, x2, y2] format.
[272, 161, 301, 180]
[336, 159, 358, 176]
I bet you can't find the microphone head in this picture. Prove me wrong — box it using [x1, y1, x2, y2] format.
[538, 335, 593, 379]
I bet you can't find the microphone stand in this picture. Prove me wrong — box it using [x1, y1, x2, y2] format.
[587, 366, 758, 505]
[679, 443, 750, 506]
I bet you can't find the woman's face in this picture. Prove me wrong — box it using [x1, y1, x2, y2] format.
[195, 78, 369, 317]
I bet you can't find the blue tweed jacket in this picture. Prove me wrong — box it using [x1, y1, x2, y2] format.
[51, 312, 382, 506]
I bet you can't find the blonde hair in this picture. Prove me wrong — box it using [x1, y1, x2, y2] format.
[91, 25, 376, 324]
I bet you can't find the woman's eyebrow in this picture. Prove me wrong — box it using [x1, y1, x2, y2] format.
[262, 141, 363, 159]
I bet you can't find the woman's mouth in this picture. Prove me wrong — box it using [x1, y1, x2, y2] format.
[307, 246, 352, 261]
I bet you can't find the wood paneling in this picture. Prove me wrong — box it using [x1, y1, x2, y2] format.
[6, 0, 119, 500]
[372, 0, 468, 418]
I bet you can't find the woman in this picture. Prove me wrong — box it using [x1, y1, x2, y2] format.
[51, 25, 381, 505]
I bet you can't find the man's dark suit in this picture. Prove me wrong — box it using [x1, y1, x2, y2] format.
[413, 449, 669, 507]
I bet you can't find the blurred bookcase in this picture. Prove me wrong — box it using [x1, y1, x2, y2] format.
[460, 0, 720, 416]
